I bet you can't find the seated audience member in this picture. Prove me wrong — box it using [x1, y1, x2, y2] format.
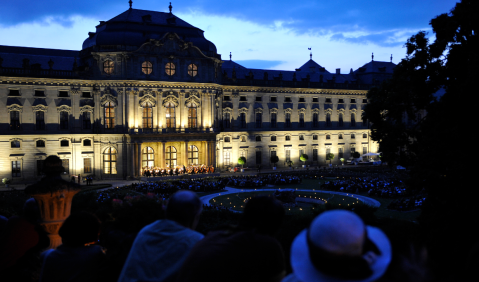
[118, 190, 204, 282]
[177, 195, 286, 282]
[284, 210, 391, 282]
[39, 212, 105, 282]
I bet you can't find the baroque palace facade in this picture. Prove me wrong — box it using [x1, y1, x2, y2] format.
[0, 6, 394, 181]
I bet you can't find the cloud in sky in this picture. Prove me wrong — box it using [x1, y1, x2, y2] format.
[0, 0, 458, 70]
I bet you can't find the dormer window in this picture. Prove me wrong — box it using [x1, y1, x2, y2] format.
[142, 61, 153, 75]
[312, 97, 319, 103]
[9, 89, 20, 97]
[103, 60, 114, 75]
[165, 62, 175, 76]
[240, 96, 247, 101]
[299, 97, 305, 103]
[338, 99, 344, 103]
[325, 98, 332, 103]
[188, 64, 198, 77]
[58, 91, 69, 98]
[34, 90, 45, 97]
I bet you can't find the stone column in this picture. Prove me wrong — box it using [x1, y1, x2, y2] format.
[206, 141, 210, 165]
[162, 141, 167, 167]
[137, 142, 142, 177]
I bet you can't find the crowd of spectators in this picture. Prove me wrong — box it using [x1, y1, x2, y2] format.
[225, 174, 302, 188]
[387, 196, 426, 211]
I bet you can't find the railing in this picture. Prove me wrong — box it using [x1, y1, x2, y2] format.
[0, 67, 78, 79]
[129, 127, 217, 134]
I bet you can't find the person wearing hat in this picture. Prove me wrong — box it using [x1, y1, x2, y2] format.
[284, 210, 391, 282]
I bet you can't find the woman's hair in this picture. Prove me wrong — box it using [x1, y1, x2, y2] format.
[59, 212, 101, 246]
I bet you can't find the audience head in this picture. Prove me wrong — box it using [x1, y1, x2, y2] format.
[43, 155, 64, 176]
[166, 190, 202, 229]
[290, 210, 391, 282]
[0, 215, 7, 234]
[23, 198, 41, 224]
[240, 195, 284, 236]
[59, 212, 101, 247]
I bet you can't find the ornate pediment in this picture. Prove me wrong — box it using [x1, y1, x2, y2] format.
[284, 108, 293, 114]
[140, 93, 157, 107]
[312, 108, 320, 114]
[32, 105, 48, 112]
[299, 108, 306, 114]
[7, 104, 23, 113]
[270, 108, 278, 114]
[162, 94, 179, 107]
[255, 108, 263, 114]
[70, 84, 81, 95]
[57, 105, 71, 113]
[80, 105, 94, 113]
[185, 94, 201, 107]
[223, 107, 233, 114]
[101, 93, 118, 106]
[325, 108, 333, 114]
[239, 107, 248, 114]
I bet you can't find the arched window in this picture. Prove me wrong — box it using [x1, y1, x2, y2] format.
[142, 61, 152, 75]
[103, 60, 114, 74]
[60, 111, 69, 130]
[10, 111, 20, 130]
[103, 147, 117, 174]
[142, 147, 154, 168]
[313, 112, 319, 128]
[165, 62, 175, 76]
[326, 134, 331, 140]
[255, 136, 262, 142]
[241, 136, 246, 142]
[165, 103, 175, 128]
[105, 102, 115, 129]
[339, 113, 344, 127]
[187, 102, 197, 128]
[188, 145, 199, 165]
[188, 64, 198, 77]
[351, 113, 356, 127]
[166, 146, 177, 167]
[299, 113, 305, 127]
[326, 113, 331, 127]
[142, 102, 153, 129]
[285, 113, 291, 128]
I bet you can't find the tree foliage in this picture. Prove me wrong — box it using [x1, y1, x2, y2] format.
[270, 155, 279, 166]
[364, 1, 478, 279]
[326, 153, 334, 164]
[300, 154, 308, 162]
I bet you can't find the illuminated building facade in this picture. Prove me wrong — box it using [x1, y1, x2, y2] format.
[0, 7, 394, 181]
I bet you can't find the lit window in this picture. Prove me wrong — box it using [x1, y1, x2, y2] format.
[142, 102, 153, 129]
[104, 102, 115, 129]
[188, 145, 199, 165]
[103, 60, 114, 74]
[166, 146, 177, 167]
[165, 62, 176, 76]
[166, 103, 176, 128]
[142, 61, 153, 75]
[84, 158, 92, 173]
[142, 147, 155, 168]
[188, 64, 198, 77]
[187, 102, 197, 128]
[103, 147, 117, 174]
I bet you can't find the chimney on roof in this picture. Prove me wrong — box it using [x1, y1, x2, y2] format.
[336, 68, 340, 74]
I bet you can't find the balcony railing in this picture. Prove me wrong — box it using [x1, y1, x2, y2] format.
[129, 127, 216, 134]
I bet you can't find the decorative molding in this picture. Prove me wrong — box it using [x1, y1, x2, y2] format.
[255, 108, 263, 114]
[325, 108, 333, 114]
[232, 91, 240, 98]
[312, 108, 320, 114]
[299, 108, 306, 114]
[223, 107, 233, 114]
[162, 94, 179, 107]
[57, 105, 72, 113]
[238, 107, 248, 114]
[7, 104, 23, 113]
[101, 93, 118, 106]
[284, 108, 293, 114]
[32, 105, 48, 112]
[140, 93, 157, 107]
[80, 105, 94, 113]
[270, 108, 278, 114]
[185, 94, 201, 107]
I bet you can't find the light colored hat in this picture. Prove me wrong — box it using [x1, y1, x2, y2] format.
[290, 210, 391, 282]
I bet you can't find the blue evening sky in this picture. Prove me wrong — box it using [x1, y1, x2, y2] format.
[0, 0, 458, 72]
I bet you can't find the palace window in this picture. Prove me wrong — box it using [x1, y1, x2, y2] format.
[103, 147, 117, 174]
[34, 90, 45, 97]
[362, 99, 367, 103]
[224, 137, 230, 142]
[103, 60, 114, 75]
[338, 99, 344, 104]
[256, 151, 262, 165]
[271, 135, 276, 142]
[82, 92, 92, 98]
[60, 111, 69, 130]
[224, 151, 231, 166]
[36, 111, 45, 130]
[363, 133, 367, 138]
[83, 139, 91, 146]
[82, 112, 91, 130]
[58, 91, 69, 98]
[188, 64, 198, 77]
[256, 136, 262, 142]
[142, 102, 153, 129]
[312, 97, 319, 103]
[339, 134, 343, 139]
[142, 147, 155, 168]
[351, 113, 356, 127]
[270, 96, 277, 102]
[339, 113, 344, 127]
[299, 135, 304, 141]
[188, 145, 199, 165]
[224, 95, 231, 101]
[351, 133, 356, 139]
[285, 135, 291, 141]
[351, 98, 356, 103]
[339, 148, 344, 158]
[224, 112, 231, 129]
[240, 96, 247, 101]
[10, 111, 20, 130]
[104, 102, 115, 129]
[313, 113, 319, 128]
[240, 113, 246, 128]
[62, 159, 69, 174]
[84, 158, 92, 173]
[313, 134, 318, 140]
[285, 150, 291, 162]
[36, 140, 45, 147]
[299, 97, 305, 102]
[11, 140, 20, 148]
[325, 98, 332, 103]
[9, 89, 20, 96]
[326, 134, 331, 140]
[299, 113, 305, 127]
[142, 61, 153, 75]
[255, 113, 262, 128]
[313, 149, 318, 161]
[241, 136, 246, 142]
[166, 146, 177, 167]
[326, 113, 331, 127]
[285, 113, 291, 128]
[255, 96, 262, 102]
[12, 161, 21, 177]
[61, 140, 69, 147]
[351, 147, 356, 154]
[271, 113, 277, 128]
[166, 103, 176, 128]
[165, 62, 175, 76]
[187, 102, 197, 128]
[284, 97, 292, 102]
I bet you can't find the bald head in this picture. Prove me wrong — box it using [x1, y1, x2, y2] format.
[166, 190, 202, 229]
